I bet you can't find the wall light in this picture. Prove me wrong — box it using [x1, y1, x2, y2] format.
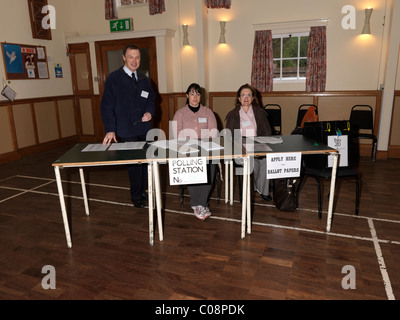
[219, 21, 227, 44]
[182, 24, 190, 46]
[361, 8, 373, 34]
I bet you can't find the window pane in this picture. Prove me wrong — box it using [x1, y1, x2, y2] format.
[273, 60, 281, 78]
[282, 37, 298, 58]
[300, 36, 309, 57]
[299, 59, 307, 77]
[282, 59, 298, 78]
[273, 38, 281, 58]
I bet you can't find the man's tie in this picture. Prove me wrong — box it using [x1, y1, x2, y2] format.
[131, 72, 137, 84]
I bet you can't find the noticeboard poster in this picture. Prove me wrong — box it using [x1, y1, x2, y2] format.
[1, 42, 49, 80]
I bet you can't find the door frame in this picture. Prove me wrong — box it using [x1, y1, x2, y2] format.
[94, 37, 159, 138]
[95, 37, 158, 99]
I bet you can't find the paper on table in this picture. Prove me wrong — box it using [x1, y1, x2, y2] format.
[198, 140, 224, 151]
[169, 140, 199, 153]
[244, 143, 272, 152]
[253, 136, 283, 144]
[81, 144, 109, 152]
[108, 142, 146, 151]
[150, 139, 199, 153]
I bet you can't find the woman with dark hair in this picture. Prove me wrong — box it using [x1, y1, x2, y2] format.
[225, 83, 273, 201]
[171, 83, 218, 220]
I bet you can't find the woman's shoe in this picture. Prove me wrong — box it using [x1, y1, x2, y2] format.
[192, 206, 205, 221]
[202, 207, 212, 219]
[261, 194, 272, 201]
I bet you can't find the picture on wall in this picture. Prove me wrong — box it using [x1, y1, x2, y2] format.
[1, 42, 49, 80]
[2, 43, 24, 74]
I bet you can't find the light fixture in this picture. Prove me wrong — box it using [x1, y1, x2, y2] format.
[361, 8, 373, 34]
[182, 24, 190, 46]
[219, 21, 227, 44]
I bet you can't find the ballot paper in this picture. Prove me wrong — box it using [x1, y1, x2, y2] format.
[244, 143, 272, 152]
[150, 139, 199, 154]
[198, 140, 224, 151]
[253, 136, 283, 144]
[108, 142, 146, 151]
[81, 144, 109, 152]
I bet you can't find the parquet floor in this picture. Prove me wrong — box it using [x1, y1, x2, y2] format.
[1, 144, 400, 301]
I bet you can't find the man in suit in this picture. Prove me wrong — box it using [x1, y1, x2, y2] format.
[101, 44, 155, 208]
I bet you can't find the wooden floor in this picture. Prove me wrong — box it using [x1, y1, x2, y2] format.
[1, 144, 400, 301]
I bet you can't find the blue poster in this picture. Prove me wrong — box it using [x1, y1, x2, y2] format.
[2, 43, 24, 74]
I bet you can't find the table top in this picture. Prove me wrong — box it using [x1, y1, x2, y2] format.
[246, 134, 336, 157]
[52, 135, 336, 168]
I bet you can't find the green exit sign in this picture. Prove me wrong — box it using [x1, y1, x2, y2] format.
[110, 18, 133, 33]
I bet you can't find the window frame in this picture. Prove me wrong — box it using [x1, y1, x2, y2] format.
[118, 0, 148, 8]
[272, 32, 309, 83]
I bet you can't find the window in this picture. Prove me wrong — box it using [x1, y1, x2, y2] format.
[273, 33, 309, 81]
[119, 0, 148, 6]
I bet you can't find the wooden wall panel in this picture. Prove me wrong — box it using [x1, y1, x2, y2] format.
[390, 96, 400, 146]
[262, 97, 314, 134]
[34, 101, 59, 143]
[12, 103, 36, 148]
[58, 99, 77, 138]
[0, 107, 14, 154]
[79, 98, 94, 135]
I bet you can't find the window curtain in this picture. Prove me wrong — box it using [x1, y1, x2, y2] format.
[251, 30, 274, 93]
[149, 0, 166, 15]
[306, 26, 326, 92]
[206, 0, 231, 9]
[105, 0, 118, 20]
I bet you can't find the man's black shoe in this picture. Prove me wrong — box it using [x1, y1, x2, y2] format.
[261, 194, 272, 201]
[133, 199, 146, 208]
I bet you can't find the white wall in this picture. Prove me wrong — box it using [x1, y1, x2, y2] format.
[0, 0, 397, 97]
[0, 0, 74, 100]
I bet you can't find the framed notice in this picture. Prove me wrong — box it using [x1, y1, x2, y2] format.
[1, 42, 49, 80]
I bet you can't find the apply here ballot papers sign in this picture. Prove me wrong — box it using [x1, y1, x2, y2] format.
[266, 153, 302, 179]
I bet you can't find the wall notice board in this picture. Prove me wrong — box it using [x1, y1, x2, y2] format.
[1, 42, 49, 80]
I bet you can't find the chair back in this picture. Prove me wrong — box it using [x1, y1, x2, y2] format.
[350, 105, 374, 133]
[264, 104, 282, 135]
[297, 104, 318, 127]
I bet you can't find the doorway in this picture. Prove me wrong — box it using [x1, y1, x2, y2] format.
[95, 37, 160, 137]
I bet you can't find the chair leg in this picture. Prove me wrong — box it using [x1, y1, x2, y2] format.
[355, 176, 360, 215]
[179, 185, 184, 206]
[316, 178, 322, 219]
[372, 139, 377, 162]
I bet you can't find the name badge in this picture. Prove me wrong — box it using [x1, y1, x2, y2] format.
[141, 91, 149, 98]
[198, 118, 207, 123]
[242, 121, 252, 128]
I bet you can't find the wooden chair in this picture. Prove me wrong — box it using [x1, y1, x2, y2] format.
[264, 104, 282, 135]
[301, 121, 360, 219]
[349, 105, 377, 161]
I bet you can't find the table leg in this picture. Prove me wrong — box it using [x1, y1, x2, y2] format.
[327, 152, 339, 232]
[230, 160, 234, 206]
[147, 162, 154, 246]
[225, 161, 229, 204]
[54, 166, 72, 248]
[241, 157, 248, 239]
[79, 168, 89, 216]
[246, 157, 251, 235]
[153, 161, 163, 242]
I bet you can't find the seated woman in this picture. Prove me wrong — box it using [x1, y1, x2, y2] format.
[172, 83, 218, 220]
[225, 83, 273, 201]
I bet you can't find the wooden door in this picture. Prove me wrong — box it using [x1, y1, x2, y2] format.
[95, 37, 159, 136]
[68, 43, 98, 141]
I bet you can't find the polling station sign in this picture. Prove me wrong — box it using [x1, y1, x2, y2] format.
[266, 153, 302, 179]
[169, 157, 208, 185]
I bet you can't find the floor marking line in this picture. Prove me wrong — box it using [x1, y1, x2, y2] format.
[368, 218, 395, 300]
